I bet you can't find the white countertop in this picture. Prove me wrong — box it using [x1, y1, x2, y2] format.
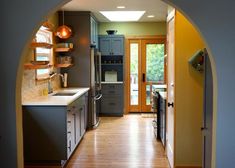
[22, 87, 90, 106]
[159, 91, 167, 100]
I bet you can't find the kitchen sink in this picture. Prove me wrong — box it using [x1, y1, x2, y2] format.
[52, 92, 77, 96]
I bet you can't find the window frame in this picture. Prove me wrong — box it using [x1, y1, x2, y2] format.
[34, 27, 54, 80]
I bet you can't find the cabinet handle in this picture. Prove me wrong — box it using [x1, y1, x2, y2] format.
[67, 131, 71, 134]
[79, 107, 83, 111]
[68, 140, 71, 152]
[67, 121, 71, 123]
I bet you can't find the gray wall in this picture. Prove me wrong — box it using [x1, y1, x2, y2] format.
[1, 0, 235, 167]
[0, 0, 68, 167]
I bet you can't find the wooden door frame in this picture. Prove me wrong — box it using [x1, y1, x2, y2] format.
[124, 35, 166, 114]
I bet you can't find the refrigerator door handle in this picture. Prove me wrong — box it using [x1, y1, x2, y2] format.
[94, 94, 102, 101]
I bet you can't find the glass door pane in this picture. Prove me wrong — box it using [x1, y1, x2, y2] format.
[130, 43, 139, 105]
[145, 44, 164, 105]
[146, 44, 165, 83]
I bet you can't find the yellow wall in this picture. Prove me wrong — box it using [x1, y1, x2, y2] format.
[175, 11, 205, 166]
[98, 22, 166, 36]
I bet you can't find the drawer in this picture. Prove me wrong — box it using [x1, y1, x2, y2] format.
[101, 96, 123, 114]
[102, 84, 123, 96]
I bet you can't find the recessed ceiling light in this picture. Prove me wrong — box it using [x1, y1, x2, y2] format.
[100, 11, 145, 22]
[117, 6, 125, 9]
[147, 15, 155, 18]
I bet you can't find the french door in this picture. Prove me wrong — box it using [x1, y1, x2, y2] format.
[127, 37, 166, 112]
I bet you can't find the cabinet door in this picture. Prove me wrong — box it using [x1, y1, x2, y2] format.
[111, 37, 124, 55]
[101, 96, 123, 115]
[75, 104, 81, 145]
[80, 104, 86, 136]
[67, 107, 76, 157]
[90, 17, 98, 48]
[99, 37, 111, 55]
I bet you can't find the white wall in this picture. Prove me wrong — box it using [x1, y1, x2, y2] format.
[1, 0, 235, 167]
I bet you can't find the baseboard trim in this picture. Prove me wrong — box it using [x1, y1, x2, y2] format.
[175, 166, 202, 168]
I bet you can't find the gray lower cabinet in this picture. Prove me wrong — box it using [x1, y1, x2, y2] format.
[101, 83, 124, 116]
[23, 93, 88, 164]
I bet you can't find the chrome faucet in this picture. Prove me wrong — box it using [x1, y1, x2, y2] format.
[48, 72, 67, 94]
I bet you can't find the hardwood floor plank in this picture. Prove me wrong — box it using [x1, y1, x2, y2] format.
[67, 114, 169, 168]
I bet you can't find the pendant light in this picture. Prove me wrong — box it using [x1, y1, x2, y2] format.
[56, 10, 72, 39]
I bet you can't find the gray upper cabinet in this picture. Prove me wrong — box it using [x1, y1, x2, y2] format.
[90, 16, 98, 48]
[99, 35, 124, 56]
[111, 37, 124, 55]
[99, 38, 111, 55]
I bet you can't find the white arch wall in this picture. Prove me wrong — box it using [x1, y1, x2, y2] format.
[0, 0, 235, 167]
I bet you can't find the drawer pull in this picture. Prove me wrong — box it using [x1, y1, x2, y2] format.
[109, 102, 116, 106]
[67, 121, 71, 123]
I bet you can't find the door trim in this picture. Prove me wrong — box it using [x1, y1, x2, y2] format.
[166, 9, 176, 168]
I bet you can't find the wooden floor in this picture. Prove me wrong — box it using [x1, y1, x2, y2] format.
[66, 114, 170, 168]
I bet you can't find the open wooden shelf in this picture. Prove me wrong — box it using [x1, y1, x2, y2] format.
[55, 47, 72, 52]
[31, 42, 53, 49]
[24, 63, 52, 70]
[55, 64, 73, 68]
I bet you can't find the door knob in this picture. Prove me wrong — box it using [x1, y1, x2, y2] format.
[201, 127, 208, 131]
[168, 102, 174, 107]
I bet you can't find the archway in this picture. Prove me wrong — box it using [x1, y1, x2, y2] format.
[4, 0, 235, 168]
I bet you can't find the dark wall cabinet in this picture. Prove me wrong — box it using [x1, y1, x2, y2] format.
[23, 92, 88, 164]
[99, 35, 124, 56]
[101, 83, 124, 116]
[90, 16, 98, 48]
[59, 11, 98, 87]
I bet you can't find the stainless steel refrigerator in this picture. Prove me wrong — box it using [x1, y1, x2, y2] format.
[89, 45, 102, 128]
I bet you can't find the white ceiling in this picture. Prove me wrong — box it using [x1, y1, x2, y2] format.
[62, 0, 168, 22]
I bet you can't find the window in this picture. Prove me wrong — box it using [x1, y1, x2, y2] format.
[35, 26, 53, 79]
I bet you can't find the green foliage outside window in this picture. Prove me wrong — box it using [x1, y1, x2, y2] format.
[130, 43, 164, 83]
[146, 44, 165, 83]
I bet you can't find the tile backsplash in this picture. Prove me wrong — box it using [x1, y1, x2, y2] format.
[21, 69, 61, 101]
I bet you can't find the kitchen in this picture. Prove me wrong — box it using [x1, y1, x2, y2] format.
[21, 0, 206, 168]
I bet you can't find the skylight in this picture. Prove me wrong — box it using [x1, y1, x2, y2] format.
[100, 11, 145, 22]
